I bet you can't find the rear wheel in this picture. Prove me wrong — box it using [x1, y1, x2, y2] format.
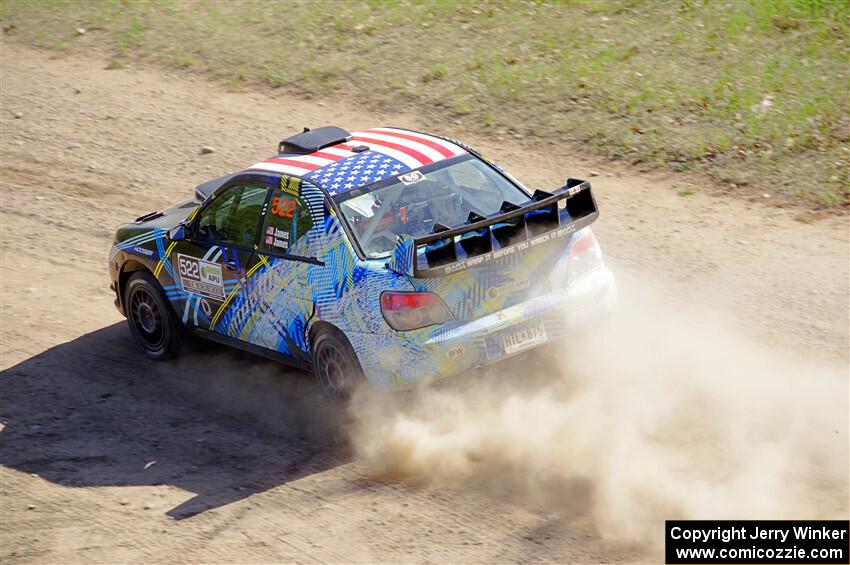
[311, 327, 365, 398]
[124, 271, 182, 361]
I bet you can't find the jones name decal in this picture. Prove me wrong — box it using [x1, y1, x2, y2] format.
[265, 226, 290, 250]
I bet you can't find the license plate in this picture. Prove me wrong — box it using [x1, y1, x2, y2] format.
[502, 322, 547, 355]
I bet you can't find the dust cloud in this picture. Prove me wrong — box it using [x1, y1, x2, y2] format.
[348, 270, 849, 547]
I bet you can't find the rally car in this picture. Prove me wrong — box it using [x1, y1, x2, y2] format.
[109, 126, 616, 395]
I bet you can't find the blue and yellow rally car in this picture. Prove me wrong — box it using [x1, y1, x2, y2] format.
[109, 126, 616, 395]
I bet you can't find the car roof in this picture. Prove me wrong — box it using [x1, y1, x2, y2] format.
[244, 127, 468, 196]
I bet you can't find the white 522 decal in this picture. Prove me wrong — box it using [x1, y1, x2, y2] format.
[176, 254, 225, 299]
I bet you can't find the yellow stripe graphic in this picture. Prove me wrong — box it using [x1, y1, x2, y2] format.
[154, 240, 178, 277]
[210, 255, 272, 332]
[247, 259, 265, 277]
[209, 283, 241, 330]
[237, 256, 273, 339]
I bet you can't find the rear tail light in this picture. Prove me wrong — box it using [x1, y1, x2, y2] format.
[567, 231, 603, 283]
[380, 291, 453, 331]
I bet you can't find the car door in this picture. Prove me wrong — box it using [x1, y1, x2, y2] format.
[237, 176, 324, 362]
[169, 181, 268, 335]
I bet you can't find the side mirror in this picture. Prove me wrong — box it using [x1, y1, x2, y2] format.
[168, 223, 187, 242]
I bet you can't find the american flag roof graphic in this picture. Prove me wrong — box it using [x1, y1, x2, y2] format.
[246, 127, 467, 195]
[303, 150, 406, 193]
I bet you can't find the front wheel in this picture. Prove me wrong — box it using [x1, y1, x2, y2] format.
[124, 271, 182, 361]
[311, 327, 365, 398]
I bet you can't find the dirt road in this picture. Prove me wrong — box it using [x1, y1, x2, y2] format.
[1, 42, 847, 563]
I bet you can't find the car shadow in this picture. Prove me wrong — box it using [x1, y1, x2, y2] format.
[0, 322, 350, 519]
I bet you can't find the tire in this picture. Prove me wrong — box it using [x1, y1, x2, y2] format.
[311, 326, 365, 398]
[123, 271, 182, 361]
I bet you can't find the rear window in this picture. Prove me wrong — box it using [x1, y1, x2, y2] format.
[335, 156, 529, 258]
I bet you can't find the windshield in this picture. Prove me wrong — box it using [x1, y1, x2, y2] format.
[335, 156, 529, 258]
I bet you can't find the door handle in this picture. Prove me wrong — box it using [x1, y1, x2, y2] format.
[223, 260, 239, 272]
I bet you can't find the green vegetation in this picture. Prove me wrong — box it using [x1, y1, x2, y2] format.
[2, 0, 848, 209]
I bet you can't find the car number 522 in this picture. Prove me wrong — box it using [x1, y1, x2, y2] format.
[178, 256, 199, 278]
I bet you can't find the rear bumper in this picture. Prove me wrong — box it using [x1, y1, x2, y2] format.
[355, 266, 617, 389]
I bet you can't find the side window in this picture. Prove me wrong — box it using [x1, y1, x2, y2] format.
[260, 176, 314, 255]
[196, 184, 268, 248]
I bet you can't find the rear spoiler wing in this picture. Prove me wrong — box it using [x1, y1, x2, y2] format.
[387, 179, 598, 278]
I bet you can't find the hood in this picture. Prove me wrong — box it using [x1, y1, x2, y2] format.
[114, 199, 198, 244]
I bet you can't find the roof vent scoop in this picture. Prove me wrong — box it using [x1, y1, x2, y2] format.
[277, 126, 352, 154]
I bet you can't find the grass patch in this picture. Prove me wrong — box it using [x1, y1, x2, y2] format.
[2, 0, 848, 209]
[423, 63, 448, 83]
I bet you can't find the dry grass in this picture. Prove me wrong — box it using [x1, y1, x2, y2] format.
[2, 0, 848, 209]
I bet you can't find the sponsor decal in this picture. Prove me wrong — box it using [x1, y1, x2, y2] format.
[398, 170, 425, 185]
[447, 345, 466, 360]
[199, 298, 212, 316]
[132, 245, 154, 257]
[176, 253, 225, 299]
[265, 226, 289, 250]
[487, 279, 530, 300]
[280, 175, 301, 197]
